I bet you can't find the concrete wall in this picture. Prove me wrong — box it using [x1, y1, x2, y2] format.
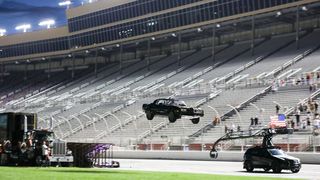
[113, 151, 320, 164]
[67, 0, 136, 19]
[0, 26, 69, 46]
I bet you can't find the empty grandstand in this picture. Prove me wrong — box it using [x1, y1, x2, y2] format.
[1, 0, 320, 155]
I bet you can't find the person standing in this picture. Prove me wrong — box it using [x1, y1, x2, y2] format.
[42, 141, 50, 166]
[276, 105, 280, 114]
[295, 108, 301, 127]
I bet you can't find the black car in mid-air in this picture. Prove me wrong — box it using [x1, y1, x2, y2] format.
[142, 98, 204, 124]
[243, 146, 301, 173]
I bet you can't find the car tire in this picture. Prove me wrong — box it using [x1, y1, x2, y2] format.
[191, 117, 200, 124]
[291, 168, 300, 173]
[168, 111, 177, 123]
[209, 149, 218, 159]
[263, 168, 271, 172]
[272, 162, 282, 173]
[245, 160, 254, 172]
[146, 111, 154, 120]
[35, 155, 43, 166]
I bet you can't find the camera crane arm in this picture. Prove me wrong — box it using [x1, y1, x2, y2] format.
[209, 128, 291, 159]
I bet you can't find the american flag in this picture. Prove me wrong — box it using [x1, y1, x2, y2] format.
[269, 114, 287, 128]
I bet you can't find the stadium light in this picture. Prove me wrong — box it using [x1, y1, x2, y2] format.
[39, 19, 55, 29]
[0, 28, 6, 36]
[216, 24, 221, 28]
[197, 28, 203, 32]
[151, 37, 156, 41]
[15, 24, 31, 33]
[276, 11, 282, 17]
[59, 1, 71, 8]
[302, 6, 308, 11]
[171, 33, 177, 37]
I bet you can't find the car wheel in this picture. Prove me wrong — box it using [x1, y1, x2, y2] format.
[191, 117, 200, 124]
[35, 155, 43, 166]
[272, 162, 282, 173]
[209, 149, 218, 159]
[168, 111, 177, 123]
[245, 160, 254, 172]
[291, 168, 300, 173]
[263, 168, 271, 172]
[146, 111, 154, 120]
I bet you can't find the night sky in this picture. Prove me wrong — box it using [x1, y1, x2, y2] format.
[0, 0, 87, 35]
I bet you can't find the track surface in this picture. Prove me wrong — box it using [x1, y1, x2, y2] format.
[115, 159, 320, 180]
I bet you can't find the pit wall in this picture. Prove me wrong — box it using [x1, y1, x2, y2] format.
[113, 151, 320, 164]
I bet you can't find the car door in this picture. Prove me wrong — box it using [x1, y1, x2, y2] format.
[251, 148, 268, 167]
[164, 99, 174, 114]
[154, 100, 166, 115]
[259, 148, 272, 167]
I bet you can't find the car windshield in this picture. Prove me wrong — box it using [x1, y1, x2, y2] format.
[268, 149, 285, 156]
[173, 100, 187, 106]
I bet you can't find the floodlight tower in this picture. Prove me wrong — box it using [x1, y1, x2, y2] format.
[39, 19, 55, 29]
[0, 29, 6, 36]
[15, 24, 31, 33]
[59, 1, 72, 8]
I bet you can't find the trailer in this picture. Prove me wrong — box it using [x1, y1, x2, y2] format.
[0, 112, 73, 166]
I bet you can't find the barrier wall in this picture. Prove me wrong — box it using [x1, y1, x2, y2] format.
[113, 151, 320, 164]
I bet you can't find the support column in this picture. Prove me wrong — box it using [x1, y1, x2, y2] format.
[296, 6, 300, 50]
[119, 44, 123, 74]
[251, 15, 255, 56]
[0, 62, 3, 83]
[47, 58, 51, 79]
[94, 50, 98, 78]
[24, 63, 27, 81]
[212, 25, 216, 63]
[178, 31, 182, 66]
[71, 54, 75, 79]
[104, 56, 108, 65]
[147, 39, 151, 71]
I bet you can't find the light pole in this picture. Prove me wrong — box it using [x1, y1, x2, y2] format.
[58, 116, 73, 136]
[207, 105, 221, 118]
[39, 19, 55, 29]
[82, 114, 97, 131]
[59, 0, 71, 9]
[95, 113, 110, 133]
[105, 112, 123, 145]
[0, 28, 6, 36]
[15, 24, 31, 33]
[227, 104, 242, 126]
[122, 111, 138, 147]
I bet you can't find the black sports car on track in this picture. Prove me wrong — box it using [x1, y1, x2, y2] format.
[142, 98, 204, 124]
[243, 146, 301, 173]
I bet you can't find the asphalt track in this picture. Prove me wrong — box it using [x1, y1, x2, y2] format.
[115, 159, 320, 180]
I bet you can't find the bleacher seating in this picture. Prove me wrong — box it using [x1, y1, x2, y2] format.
[1, 28, 320, 152]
